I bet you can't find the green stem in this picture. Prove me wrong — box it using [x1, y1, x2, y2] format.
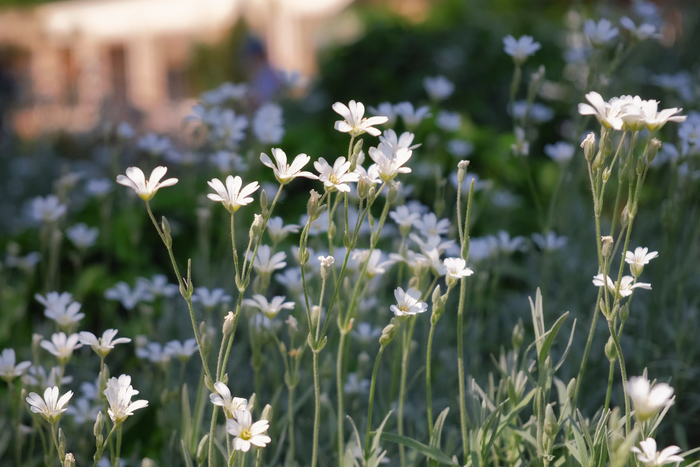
[93, 423, 118, 467]
[426, 321, 436, 437]
[286, 384, 296, 466]
[604, 359, 615, 414]
[365, 345, 386, 456]
[607, 318, 631, 433]
[51, 423, 64, 467]
[311, 350, 321, 467]
[337, 330, 347, 465]
[397, 316, 417, 467]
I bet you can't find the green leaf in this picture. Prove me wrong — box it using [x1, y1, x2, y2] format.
[380, 432, 459, 466]
[570, 425, 590, 467]
[180, 439, 194, 467]
[539, 312, 569, 366]
[181, 383, 192, 452]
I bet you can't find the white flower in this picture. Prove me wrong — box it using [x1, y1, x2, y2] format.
[207, 175, 259, 213]
[164, 339, 198, 360]
[116, 121, 135, 139]
[105, 282, 154, 310]
[116, 166, 178, 201]
[260, 148, 317, 185]
[22, 365, 72, 388]
[620, 17, 660, 41]
[41, 333, 82, 362]
[79, 330, 131, 359]
[66, 397, 101, 424]
[394, 102, 431, 129]
[344, 373, 370, 394]
[85, 178, 113, 197]
[253, 103, 285, 144]
[640, 100, 686, 131]
[333, 100, 388, 137]
[0, 348, 31, 381]
[135, 342, 170, 364]
[367, 146, 413, 182]
[266, 217, 300, 244]
[544, 142, 575, 163]
[409, 233, 456, 255]
[413, 213, 450, 237]
[391, 287, 428, 317]
[275, 269, 303, 293]
[378, 130, 421, 153]
[351, 323, 383, 344]
[443, 257, 473, 285]
[494, 230, 527, 253]
[423, 75, 455, 101]
[137, 274, 178, 298]
[592, 274, 651, 298]
[26, 386, 73, 422]
[625, 247, 659, 277]
[226, 409, 271, 452]
[314, 157, 359, 193]
[210, 151, 246, 172]
[31, 195, 67, 223]
[243, 295, 295, 319]
[104, 374, 148, 423]
[353, 250, 394, 278]
[436, 111, 461, 132]
[511, 126, 530, 156]
[318, 255, 335, 269]
[503, 35, 541, 64]
[36, 292, 84, 327]
[66, 223, 99, 249]
[201, 82, 248, 105]
[512, 101, 554, 123]
[632, 438, 683, 466]
[584, 18, 619, 46]
[252, 246, 287, 275]
[210, 109, 249, 147]
[137, 133, 172, 155]
[390, 206, 421, 231]
[446, 139, 474, 158]
[368, 103, 397, 127]
[578, 91, 627, 130]
[192, 287, 232, 308]
[532, 232, 567, 251]
[209, 382, 248, 419]
[626, 374, 674, 421]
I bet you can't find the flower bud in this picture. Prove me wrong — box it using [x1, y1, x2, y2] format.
[602, 166, 612, 182]
[223, 312, 236, 336]
[197, 434, 209, 464]
[318, 255, 335, 280]
[581, 133, 596, 162]
[58, 428, 66, 460]
[261, 403, 273, 422]
[249, 214, 263, 239]
[387, 182, 399, 204]
[94, 411, 104, 438]
[349, 140, 364, 172]
[619, 303, 630, 323]
[605, 336, 617, 362]
[457, 160, 470, 183]
[64, 453, 76, 467]
[298, 245, 309, 265]
[544, 403, 558, 439]
[199, 321, 210, 355]
[621, 204, 631, 228]
[161, 216, 172, 247]
[601, 236, 613, 258]
[512, 319, 525, 350]
[307, 190, 323, 221]
[567, 378, 576, 400]
[141, 459, 155, 467]
[646, 138, 662, 164]
[379, 322, 397, 347]
[260, 189, 269, 212]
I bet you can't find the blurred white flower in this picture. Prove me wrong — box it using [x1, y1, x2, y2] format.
[625, 247, 658, 277]
[251, 246, 287, 274]
[651, 72, 694, 102]
[627, 374, 674, 421]
[85, 178, 113, 198]
[22, 365, 72, 388]
[368, 145, 413, 182]
[211, 109, 249, 147]
[390, 206, 421, 231]
[446, 139, 474, 158]
[135, 342, 170, 364]
[378, 130, 421, 153]
[632, 438, 683, 466]
[137, 133, 172, 156]
[414, 213, 450, 237]
[116, 166, 178, 201]
[36, 292, 84, 327]
[209, 382, 248, 419]
[394, 102, 431, 129]
[620, 17, 660, 41]
[368, 102, 397, 127]
[79, 329, 131, 359]
[253, 103, 285, 144]
[207, 175, 259, 213]
[165, 339, 198, 360]
[0, 348, 31, 382]
[260, 148, 317, 185]
[503, 35, 541, 64]
[355, 250, 394, 278]
[243, 295, 295, 319]
[532, 232, 567, 251]
[201, 82, 248, 105]
[266, 217, 300, 244]
[66, 223, 99, 249]
[210, 151, 247, 172]
[314, 157, 359, 193]
[584, 18, 619, 45]
[344, 373, 370, 395]
[511, 127, 530, 156]
[41, 332, 82, 362]
[391, 287, 428, 317]
[66, 397, 100, 424]
[105, 374, 148, 423]
[436, 111, 461, 132]
[192, 287, 232, 308]
[544, 142, 575, 163]
[26, 386, 73, 422]
[116, 121, 134, 139]
[275, 269, 303, 293]
[351, 323, 383, 344]
[137, 274, 178, 298]
[31, 195, 67, 223]
[512, 101, 554, 123]
[105, 282, 154, 310]
[493, 230, 527, 253]
[226, 409, 271, 452]
[333, 100, 388, 137]
[423, 75, 455, 101]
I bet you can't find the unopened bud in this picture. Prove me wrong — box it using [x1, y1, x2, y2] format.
[457, 160, 470, 183]
[199, 321, 210, 355]
[261, 403, 273, 422]
[161, 216, 172, 247]
[64, 453, 76, 467]
[223, 312, 235, 336]
[307, 190, 323, 220]
[620, 303, 630, 322]
[601, 236, 613, 258]
[544, 404, 558, 439]
[94, 411, 104, 438]
[647, 138, 662, 164]
[605, 336, 617, 362]
[260, 189, 269, 212]
[602, 166, 612, 182]
[318, 255, 335, 280]
[328, 221, 337, 239]
[141, 458, 155, 467]
[349, 140, 364, 171]
[58, 428, 66, 460]
[567, 378, 576, 399]
[197, 434, 209, 464]
[512, 320, 525, 349]
[621, 204, 631, 228]
[250, 214, 263, 239]
[387, 182, 399, 204]
[379, 322, 397, 347]
[581, 133, 596, 162]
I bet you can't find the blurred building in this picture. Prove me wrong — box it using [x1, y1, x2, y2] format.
[0, 0, 356, 137]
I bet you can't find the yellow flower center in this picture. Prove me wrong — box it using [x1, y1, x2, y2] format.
[328, 174, 340, 184]
[240, 428, 252, 441]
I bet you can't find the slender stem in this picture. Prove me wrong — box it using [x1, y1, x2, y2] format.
[311, 350, 321, 467]
[240, 451, 246, 467]
[607, 318, 631, 433]
[365, 345, 386, 455]
[286, 385, 295, 466]
[51, 423, 64, 467]
[336, 331, 347, 464]
[426, 320, 436, 437]
[397, 316, 416, 467]
[93, 423, 118, 467]
[209, 407, 219, 467]
[231, 212, 240, 282]
[115, 425, 123, 467]
[604, 359, 615, 414]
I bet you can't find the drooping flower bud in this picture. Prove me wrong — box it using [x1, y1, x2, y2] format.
[601, 236, 614, 258]
[581, 133, 596, 162]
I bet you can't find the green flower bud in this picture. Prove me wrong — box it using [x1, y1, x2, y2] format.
[567, 378, 576, 400]
[379, 322, 397, 347]
[581, 133, 596, 162]
[457, 160, 470, 183]
[161, 216, 172, 248]
[223, 312, 235, 336]
[512, 319, 524, 350]
[602, 236, 614, 258]
[197, 434, 209, 465]
[646, 138, 662, 164]
[544, 404, 558, 439]
[605, 336, 617, 362]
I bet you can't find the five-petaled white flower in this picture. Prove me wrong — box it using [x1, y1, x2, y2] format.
[260, 148, 318, 185]
[105, 282, 154, 310]
[165, 339, 198, 360]
[104, 374, 149, 424]
[640, 100, 686, 131]
[390, 287, 428, 317]
[243, 295, 295, 319]
[503, 35, 541, 64]
[116, 166, 178, 201]
[251, 245, 287, 275]
[79, 329, 131, 359]
[26, 386, 73, 422]
[314, 157, 360, 193]
[394, 102, 431, 129]
[207, 175, 260, 213]
[625, 247, 659, 277]
[209, 382, 248, 419]
[36, 292, 84, 328]
[266, 217, 300, 244]
[368, 146, 413, 181]
[41, 333, 82, 363]
[226, 409, 271, 452]
[333, 100, 388, 137]
[631, 438, 684, 466]
[0, 348, 31, 382]
[192, 287, 232, 308]
[626, 374, 674, 421]
[578, 91, 626, 130]
[423, 75, 455, 101]
[443, 258, 474, 286]
[584, 18, 619, 46]
[592, 274, 651, 298]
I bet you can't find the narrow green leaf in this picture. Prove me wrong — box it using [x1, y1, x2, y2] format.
[379, 432, 459, 466]
[181, 439, 194, 467]
[539, 312, 569, 366]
